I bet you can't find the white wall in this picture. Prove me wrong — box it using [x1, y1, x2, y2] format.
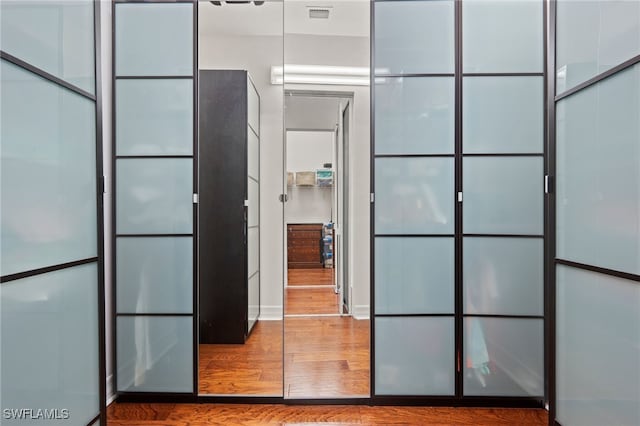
[199, 33, 284, 319]
[286, 130, 334, 224]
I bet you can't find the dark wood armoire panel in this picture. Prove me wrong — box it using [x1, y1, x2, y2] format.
[199, 70, 250, 344]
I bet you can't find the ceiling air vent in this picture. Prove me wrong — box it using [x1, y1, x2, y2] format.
[308, 7, 331, 19]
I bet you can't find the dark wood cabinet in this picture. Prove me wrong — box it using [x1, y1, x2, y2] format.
[287, 224, 323, 269]
[199, 70, 260, 344]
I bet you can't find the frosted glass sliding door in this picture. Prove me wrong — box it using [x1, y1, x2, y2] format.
[114, 1, 195, 395]
[373, 0, 456, 397]
[461, 0, 544, 397]
[372, 0, 545, 401]
[554, 10, 640, 420]
[0, 1, 103, 424]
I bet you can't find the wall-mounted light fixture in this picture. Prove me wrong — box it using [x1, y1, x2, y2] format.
[210, 1, 265, 6]
[271, 64, 371, 86]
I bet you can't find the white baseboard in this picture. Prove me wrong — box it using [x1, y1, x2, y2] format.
[106, 374, 117, 406]
[259, 305, 283, 321]
[352, 305, 370, 320]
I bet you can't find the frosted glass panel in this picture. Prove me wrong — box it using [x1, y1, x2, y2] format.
[463, 0, 543, 73]
[115, 3, 193, 76]
[375, 317, 454, 395]
[463, 157, 543, 235]
[556, 265, 640, 426]
[557, 0, 640, 93]
[248, 127, 259, 181]
[375, 77, 454, 155]
[1, 0, 95, 93]
[375, 237, 454, 315]
[248, 227, 259, 276]
[248, 272, 259, 327]
[248, 179, 259, 228]
[375, 157, 454, 235]
[1, 60, 97, 276]
[1, 264, 99, 425]
[556, 65, 640, 275]
[248, 79, 259, 136]
[117, 237, 193, 314]
[463, 77, 543, 153]
[116, 159, 193, 234]
[464, 238, 543, 316]
[374, 1, 454, 74]
[464, 317, 543, 396]
[117, 316, 193, 393]
[116, 79, 193, 156]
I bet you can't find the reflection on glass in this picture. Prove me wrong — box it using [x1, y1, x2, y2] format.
[463, 317, 543, 396]
[556, 0, 640, 93]
[556, 265, 640, 426]
[375, 77, 455, 155]
[1, 60, 97, 276]
[117, 316, 193, 393]
[556, 64, 640, 275]
[198, 0, 283, 397]
[117, 237, 193, 314]
[282, 0, 371, 399]
[375, 157, 454, 235]
[376, 317, 455, 395]
[464, 237, 543, 316]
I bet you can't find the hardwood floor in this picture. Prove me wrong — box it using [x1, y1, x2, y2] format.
[198, 316, 369, 398]
[285, 286, 340, 315]
[199, 321, 283, 395]
[285, 316, 369, 398]
[107, 403, 548, 425]
[288, 268, 334, 285]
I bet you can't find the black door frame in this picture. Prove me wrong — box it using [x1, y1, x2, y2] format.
[112, 0, 551, 410]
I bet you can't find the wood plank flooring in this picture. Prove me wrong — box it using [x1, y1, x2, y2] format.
[198, 316, 369, 397]
[285, 286, 340, 315]
[288, 268, 334, 285]
[199, 321, 283, 395]
[285, 316, 370, 398]
[107, 403, 548, 425]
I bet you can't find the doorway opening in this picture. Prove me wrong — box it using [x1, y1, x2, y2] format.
[284, 92, 351, 317]
[283, 91, 368, 399]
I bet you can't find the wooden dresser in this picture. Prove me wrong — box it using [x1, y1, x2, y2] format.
[287, 223, 323, 269]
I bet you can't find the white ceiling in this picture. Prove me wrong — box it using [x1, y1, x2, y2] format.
[198, 0, 369, 38]
[285, 1, 369, 37]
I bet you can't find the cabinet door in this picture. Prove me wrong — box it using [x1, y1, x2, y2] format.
[247, 75, 260, 333]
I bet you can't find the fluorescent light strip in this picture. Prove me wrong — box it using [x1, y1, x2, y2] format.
[271, 64, 381, 86]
